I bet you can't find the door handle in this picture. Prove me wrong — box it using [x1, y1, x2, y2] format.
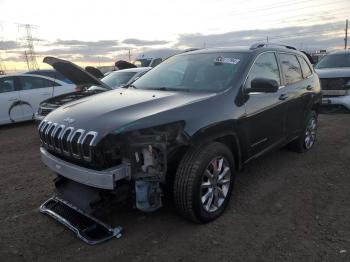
[306, 85, 313, 91]
[8, 98, 18, 101]
[279, 94, 289, 101]
[41, 93, 50, 95]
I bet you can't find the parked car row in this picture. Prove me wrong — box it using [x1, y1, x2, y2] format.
[0, 58, 151, 125]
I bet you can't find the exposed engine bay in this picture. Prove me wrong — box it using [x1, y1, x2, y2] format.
[40, 121, 188, 244]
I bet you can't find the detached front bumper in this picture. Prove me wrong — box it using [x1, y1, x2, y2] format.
[40, 147, 130, 189]
[322, 95, 350, 109]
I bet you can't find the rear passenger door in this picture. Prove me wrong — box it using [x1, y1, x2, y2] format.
[243, 52, 287, 156]
[0, 76, 22, 124]
[278, 53, 310, 138]
[17, 76, 54, 120]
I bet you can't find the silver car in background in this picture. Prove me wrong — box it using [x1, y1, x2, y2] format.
[315, 50, 350, 110]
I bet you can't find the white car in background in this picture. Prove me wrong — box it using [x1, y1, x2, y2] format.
[315, 50, 350, 110]
[0, 74, 75, 125]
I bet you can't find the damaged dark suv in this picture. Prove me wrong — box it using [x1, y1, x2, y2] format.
[38, 43, 321, 244]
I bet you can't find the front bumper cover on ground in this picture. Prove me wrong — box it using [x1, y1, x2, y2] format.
[40, 196, 122, 244]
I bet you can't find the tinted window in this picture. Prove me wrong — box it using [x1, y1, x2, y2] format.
[279, 53, 302, 85]
[298, 57, 312, 78]
[315, 53, 350, 69]
[19, 76, 55, 90]
[246, 52, 280, 88]
[102, 71, 137, 88]
[0, 77, 15, 93]
[26, 70, 72, 84]
[151, 58, 163, 67]
[133, 52, 247, 92]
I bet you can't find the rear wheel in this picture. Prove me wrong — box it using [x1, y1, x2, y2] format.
[288, 110, 318, 153]
[173, 142, 235, 223]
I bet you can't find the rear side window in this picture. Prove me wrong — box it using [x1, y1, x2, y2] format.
[0, 77, 15, 93]
[298, 57, 313, 78]
[279, 53, 303, 85]
[246, 52, 280, 88]
[19, 76, 57, 90]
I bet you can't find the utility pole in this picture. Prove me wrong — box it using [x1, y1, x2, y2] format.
[128, 49, 131, 62]
[17, 23, 39, 70]
[345, 19, 348, 50]
[24, 51, 30, 71]
[0, 21, 6, 74]
[266, 36, 269, 45]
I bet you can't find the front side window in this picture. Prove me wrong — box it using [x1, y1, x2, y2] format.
[0, 77, 15, 93]
[298, 56, 313, 78]
[245, 52, 280, 89]
[133, 52, 247, 92]
[279, 53, 303, 85]
[315, 53, 350, 69]
[19, 76, 54, 90]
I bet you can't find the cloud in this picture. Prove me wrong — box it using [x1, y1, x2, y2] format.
[1, 21, 346, 66]
[0, 40, 23, 50]
[176, 21, 345, 50]
[47, 39, 120, 47]
[123, 38, 169, 46]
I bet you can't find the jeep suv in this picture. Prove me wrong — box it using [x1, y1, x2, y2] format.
[38, 43, 321, 244]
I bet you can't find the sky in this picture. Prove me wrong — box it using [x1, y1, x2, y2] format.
[0, 0, 349, 72]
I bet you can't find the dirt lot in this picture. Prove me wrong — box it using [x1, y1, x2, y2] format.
[0, 113, 349, 262]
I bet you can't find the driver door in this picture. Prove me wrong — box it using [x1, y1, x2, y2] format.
[242, 52, 287, 157]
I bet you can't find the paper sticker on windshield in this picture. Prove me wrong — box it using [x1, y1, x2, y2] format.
[214, 56, 240, 65]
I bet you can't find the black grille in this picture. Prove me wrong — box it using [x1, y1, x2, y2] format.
[320, 77, 350, 90]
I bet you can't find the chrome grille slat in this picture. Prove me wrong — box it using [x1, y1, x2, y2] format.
[81, 131, 98, 162]
[61, 127, 74, 156]
[69, 129, 85, 159]
[53, 125, 65, 153]
[47, 123, 58, 149]
[39, 121, 49, 142]
[43, 122, 53, 146]
[38, 121, 98, 163]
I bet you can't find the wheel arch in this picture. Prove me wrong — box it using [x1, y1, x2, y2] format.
[189, 120, 243, 171]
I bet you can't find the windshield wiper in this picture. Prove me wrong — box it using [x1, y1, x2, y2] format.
[125, 84, 137, 89]
[147, 87, 190, 92]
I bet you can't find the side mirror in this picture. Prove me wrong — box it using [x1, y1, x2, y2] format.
[248, 78, 279, 93]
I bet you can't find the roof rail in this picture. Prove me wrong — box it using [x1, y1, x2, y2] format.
[250, 42, 297, 50]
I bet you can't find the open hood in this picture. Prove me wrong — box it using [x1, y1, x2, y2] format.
[43, 56, 111, 89]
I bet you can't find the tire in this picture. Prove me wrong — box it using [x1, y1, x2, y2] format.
[288, 110, 318, 153]
[173, 142, 235, 223]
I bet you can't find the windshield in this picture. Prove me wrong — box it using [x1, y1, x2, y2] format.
[315, 53, 350, 69]
[134, 59, 152, 67]
[132, 52, 247, 92]
[101, 71, 137, 88]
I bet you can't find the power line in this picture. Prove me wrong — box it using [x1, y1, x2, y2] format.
[17, 23, 39, 70]
[225, 0, 348, 17]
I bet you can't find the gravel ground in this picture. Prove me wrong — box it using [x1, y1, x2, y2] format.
[0, 113, 349, 262]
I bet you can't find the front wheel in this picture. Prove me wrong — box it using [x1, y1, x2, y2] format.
[173, 142, 235, 223]
[288, 110, 318, 153]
